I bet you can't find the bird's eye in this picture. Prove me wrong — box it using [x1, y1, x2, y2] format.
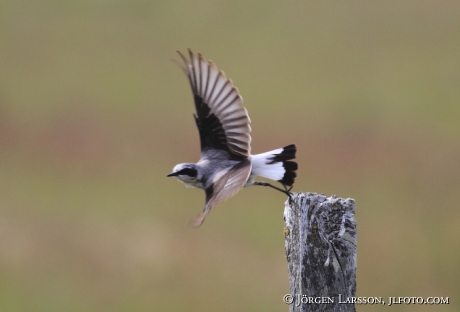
[178, 167, 197, 177]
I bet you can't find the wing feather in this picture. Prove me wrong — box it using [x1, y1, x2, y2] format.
[188, 160, 252, 227]
[175, 49, 251, 159]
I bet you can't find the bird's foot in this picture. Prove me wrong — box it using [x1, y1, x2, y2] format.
[254, 181, 294, 204]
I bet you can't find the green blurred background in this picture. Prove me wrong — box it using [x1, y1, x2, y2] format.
[1, 1, 459, 311]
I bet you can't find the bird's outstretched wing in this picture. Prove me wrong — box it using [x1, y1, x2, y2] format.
[188, 159, 252, 227]
[175, 49, 251, 160]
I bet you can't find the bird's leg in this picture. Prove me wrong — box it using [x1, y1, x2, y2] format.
[282, 184, 295, 204]
[283, 184, 294, 204]
[253, 181, 294, 203]
[283, 184, 293, 193]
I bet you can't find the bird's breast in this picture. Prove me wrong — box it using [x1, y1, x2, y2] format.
[177, 176, 204, 189]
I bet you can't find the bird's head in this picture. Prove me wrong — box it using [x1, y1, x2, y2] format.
[166, 163, 201, 188]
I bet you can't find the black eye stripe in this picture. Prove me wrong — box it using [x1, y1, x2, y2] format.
[178, 167, 197, 177]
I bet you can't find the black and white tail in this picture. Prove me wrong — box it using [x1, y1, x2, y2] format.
[250, 144, 298, 186]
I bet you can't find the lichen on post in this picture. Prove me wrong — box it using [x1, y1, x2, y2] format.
[284, 193, 357, 312]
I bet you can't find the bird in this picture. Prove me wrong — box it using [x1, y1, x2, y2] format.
[167, 49, 298, 227]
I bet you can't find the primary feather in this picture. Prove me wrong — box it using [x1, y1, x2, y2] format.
[169, 50, 298, 227]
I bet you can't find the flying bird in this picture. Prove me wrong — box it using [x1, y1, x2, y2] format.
[167, 49, 298, 227]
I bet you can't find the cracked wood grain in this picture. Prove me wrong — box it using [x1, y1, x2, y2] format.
[284, 193, 357, 312]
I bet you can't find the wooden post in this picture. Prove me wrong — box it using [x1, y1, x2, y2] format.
[284, 192, 357, 312]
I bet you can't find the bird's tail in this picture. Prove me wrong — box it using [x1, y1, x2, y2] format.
[251, 144, 298, 186]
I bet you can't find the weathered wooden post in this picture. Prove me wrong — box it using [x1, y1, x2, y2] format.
[284, 192, 357, 312]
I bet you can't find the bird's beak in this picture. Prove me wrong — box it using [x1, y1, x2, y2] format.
[166, 172, 178, 177]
